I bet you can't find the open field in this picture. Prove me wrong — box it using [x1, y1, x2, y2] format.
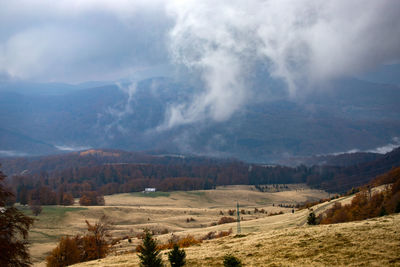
[73, 213, 400, 267]
[27, 184, 330, 265]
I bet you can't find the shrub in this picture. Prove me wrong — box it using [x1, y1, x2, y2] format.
[186, 217, 195, 223]
[202, 229, 232, 240]
[223, 254, 242, 267]
[177, 235, 201, 248]
[46, 236, 80, 267]
[218, 216, 236, 225]
[61, 193, 74, 205]
[137, 229, 163, 267]
[396, 201, 400, 213]
[46, 216, 112, 266]
[307, 212, 317, 225]
[30, 203, 42, 216]
[81, 216, 112, 261]
[168, 244, 186, 267]
[79, 191, 105, 206]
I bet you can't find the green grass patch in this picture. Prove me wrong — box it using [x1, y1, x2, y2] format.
[185, 191, 206, 197]
[18, 205, 87, 225]
[29, 230, 60, 243]
[129, 191, 171, 198]
[256, 198, 270, 205]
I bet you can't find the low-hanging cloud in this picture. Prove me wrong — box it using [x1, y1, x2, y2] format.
[0, 0, 172, 82]
[1, 0, 400, 130]
[163, 0, 400, 128]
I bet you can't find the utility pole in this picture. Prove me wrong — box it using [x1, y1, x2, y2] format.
[236, 201, 241, 234]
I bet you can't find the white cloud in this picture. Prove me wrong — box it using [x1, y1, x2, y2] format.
[55, 145, 91, 151]
[0, 0, 171, 82]
[0, 0, 399, 128]
[163, 0, 400, 128]
[367, 137, 400, 154]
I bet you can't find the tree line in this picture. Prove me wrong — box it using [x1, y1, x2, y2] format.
[8, 163, 308, 204]
[311, 166, 400, 224]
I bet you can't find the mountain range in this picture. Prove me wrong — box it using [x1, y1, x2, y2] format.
[1, 73, 400, 163]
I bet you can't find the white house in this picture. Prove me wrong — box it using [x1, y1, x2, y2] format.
[144, 188, 156, 193]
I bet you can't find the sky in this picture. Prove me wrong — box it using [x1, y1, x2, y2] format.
[1, 0, 400, 128]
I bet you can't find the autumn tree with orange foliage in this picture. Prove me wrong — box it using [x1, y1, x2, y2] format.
[79, 191, 105, 206]
[320, 167, 400, 224]
[46, 236, 81, 267]
[46, 216, 113, 266]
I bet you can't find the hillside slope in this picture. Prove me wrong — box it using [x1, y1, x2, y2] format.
[73, 213, 400, 267]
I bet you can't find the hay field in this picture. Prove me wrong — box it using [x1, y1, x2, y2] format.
[28, 184, 329, 265]
[73, 213, 400, 267]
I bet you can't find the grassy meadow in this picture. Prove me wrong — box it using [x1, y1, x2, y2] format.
[27, 184, 333, 265]
[73, 213, 400, 267]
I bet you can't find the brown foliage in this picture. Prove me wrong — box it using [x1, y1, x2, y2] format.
[268, 211, 284, 216]
[218, 216, 236, 224]
[372, 166, 400, 187]
[79, 191, 105, 206]
[186, 217, 195, 223]
[227, 209, 235, 216]
[202, 228, 232, 240]
[0, 166, 34, 267]
[61, 192, 74, 205]
[321, 167, 400, 224]
[157, 234, 202, 250]
[46, 236, 81, 267]
[29, 186, 57, 205]
[46, 216, 113, 266]
[29, 203, 42, 216]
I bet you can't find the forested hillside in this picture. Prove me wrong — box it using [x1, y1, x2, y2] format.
[2, 147, 400, 206]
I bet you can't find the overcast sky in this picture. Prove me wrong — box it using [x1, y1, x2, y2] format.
[1, 0, 400, 127]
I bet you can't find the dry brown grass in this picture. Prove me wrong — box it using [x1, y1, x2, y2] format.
[73, 213, 400, 267]
[29, 184, 329, 265]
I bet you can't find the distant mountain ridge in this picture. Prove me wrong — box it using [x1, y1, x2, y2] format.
[1, 76, 400, 162]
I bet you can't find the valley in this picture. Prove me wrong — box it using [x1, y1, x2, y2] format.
[26, 184, 329, 266]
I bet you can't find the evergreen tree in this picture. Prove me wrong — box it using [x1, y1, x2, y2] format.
[137, 229, 163, 267]
[379, 206, 387, 216]
[395, 201, 400, 213]
[307, 212, 317, 225]
[168, 244, 186, 267]
[223, 254, 242, 267]
[0, 167, 34, 267]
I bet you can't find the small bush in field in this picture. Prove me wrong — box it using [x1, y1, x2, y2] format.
[223, 254, 242, 267]
[158, 234, 202, 250]
[227, 209, 235, 216]
[202, 229, 232, 240]
[218, 216, 236, 225]
[46, 236, 80, 267]
[46, 215, 112, 266]
[177, 235, 201, 248]
[30, 203, 42, 216]
[307, 212, 317, 225]
[268, 211, 284, 216]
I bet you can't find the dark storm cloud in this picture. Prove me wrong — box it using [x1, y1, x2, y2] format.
[0, 0, 172, 82]
[1, 0, 399, 128]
